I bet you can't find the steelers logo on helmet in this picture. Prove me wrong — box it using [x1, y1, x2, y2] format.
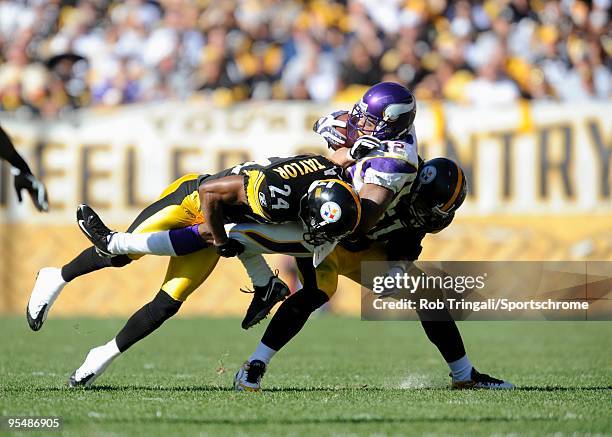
[419, 165, 437, 184]
[320, 201, 342, 224]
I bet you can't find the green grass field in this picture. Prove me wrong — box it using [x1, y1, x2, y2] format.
[0, 316, 610, 436]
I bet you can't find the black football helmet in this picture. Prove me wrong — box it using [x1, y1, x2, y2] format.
[299, 179, 362, 246]
[408, 158, 467, 227]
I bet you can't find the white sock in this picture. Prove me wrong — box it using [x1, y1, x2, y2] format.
[76, 338, 121, 380]
[238, 252, 273, 287]
[448, 355, 473, 381]
[107, 232, 176, 256]
[101, 338, 121, 360]
[248, 342, 277, 365]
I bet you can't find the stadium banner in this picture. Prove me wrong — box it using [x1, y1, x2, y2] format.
[0, 100, 610, 221]
[0, 100, 610, 316]
[361, 261, 612, 321]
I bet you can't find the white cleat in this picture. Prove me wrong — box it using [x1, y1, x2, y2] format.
[26, 267, 66, 331]
[234, 360, 266, 392]
[68, 341, 120, 388]
[451, 368, 515, 389]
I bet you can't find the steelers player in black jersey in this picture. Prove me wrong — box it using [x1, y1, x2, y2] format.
[26, 154, 361, 387]
[0, 125, 48, 212]
[235, 157, 514, 390]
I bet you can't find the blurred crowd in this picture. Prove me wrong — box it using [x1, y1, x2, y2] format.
[0, 0, 610, 117]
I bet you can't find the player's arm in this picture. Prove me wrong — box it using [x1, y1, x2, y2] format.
[0, 125, 32, 173]
[357, 134, 419, 231]
[0, 125, 49, 212]
[358, 157, 418, 232]
[198, 175, 247, 256]
[329, 147, 353, 168]
[357, 183, 396, 232]
[84, 174, 250, 259]
[329, 135, 386, 169]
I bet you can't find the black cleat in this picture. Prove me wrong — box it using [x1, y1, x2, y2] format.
[234, 360, 267, 391]
[76, 204, 116, 257]
[451, 368, 515, 389]
[26, 303, 46, 331]
[26, 267, 66, 332]
[241, 274, 290, 330]
[68, 371, 95, 388]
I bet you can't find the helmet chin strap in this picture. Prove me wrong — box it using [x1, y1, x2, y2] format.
[303, 230, 330, 246]
[394, 126, 410, 139]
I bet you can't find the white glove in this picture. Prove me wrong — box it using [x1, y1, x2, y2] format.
[350, 135, 381, 160]
[313, 111, 347, 149]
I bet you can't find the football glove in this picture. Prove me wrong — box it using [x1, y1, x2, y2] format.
[216, 238, 245, 258]
[12, 168, 49, 212]
[350, 135, 381, 160]
[313, 111, 347, 149]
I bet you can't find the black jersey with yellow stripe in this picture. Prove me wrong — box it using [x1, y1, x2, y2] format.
[238, 155, 344, 223]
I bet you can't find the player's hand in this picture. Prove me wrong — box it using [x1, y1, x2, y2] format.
[216, 238, 245, 258]
[13, 169, 49, 212]
[313, 112, 347, 149]
[350, 135, 381, 159]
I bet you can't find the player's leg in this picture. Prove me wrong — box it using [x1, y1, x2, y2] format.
[76, 216, 303, 289]
[234, 250, 340, 391]
[27, 175, 201, 331]
[371, 260, 514, 389]
[344, 251, 514, 388]
[387, 261, 512, 388]
[104, 220, 306, 313]
[77, 205, 208, 258]
[415, 297, 514, 389]
[75, 217, 301, 329]
[229, 223, 312, 329]
[69, 247, 220, 387]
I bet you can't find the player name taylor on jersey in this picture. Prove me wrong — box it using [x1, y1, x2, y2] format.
[233, 155, 344, 224]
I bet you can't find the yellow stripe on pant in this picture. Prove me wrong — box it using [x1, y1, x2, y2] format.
[127, 173, 220, 302]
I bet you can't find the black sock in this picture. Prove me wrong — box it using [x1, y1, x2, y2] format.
[261, 287, 328, 351]
[115, 290, 182, 352]
[60, 247, 132, 282]
[419, 319, 466, 363]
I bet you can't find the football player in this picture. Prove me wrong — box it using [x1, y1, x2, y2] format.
[0, 125, 48, 212]
[234, 82, 422, 301]
[72, 82, 513, 389]
[228, 82, 513, 390]
[26, 154, 361, 387]
[233, 157, 512, 390]
[97, 157, 514, 390]
[77, 82, 421, 330]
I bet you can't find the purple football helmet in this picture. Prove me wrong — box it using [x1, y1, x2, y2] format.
[347, 82, 416, 142]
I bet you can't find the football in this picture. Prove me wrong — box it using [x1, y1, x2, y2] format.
[332, 112, 353, 150]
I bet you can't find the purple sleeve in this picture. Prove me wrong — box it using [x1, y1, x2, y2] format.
[347, 164, 357, 180]
[360, 158, 416, 179]
[169, 224, 208, 256]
